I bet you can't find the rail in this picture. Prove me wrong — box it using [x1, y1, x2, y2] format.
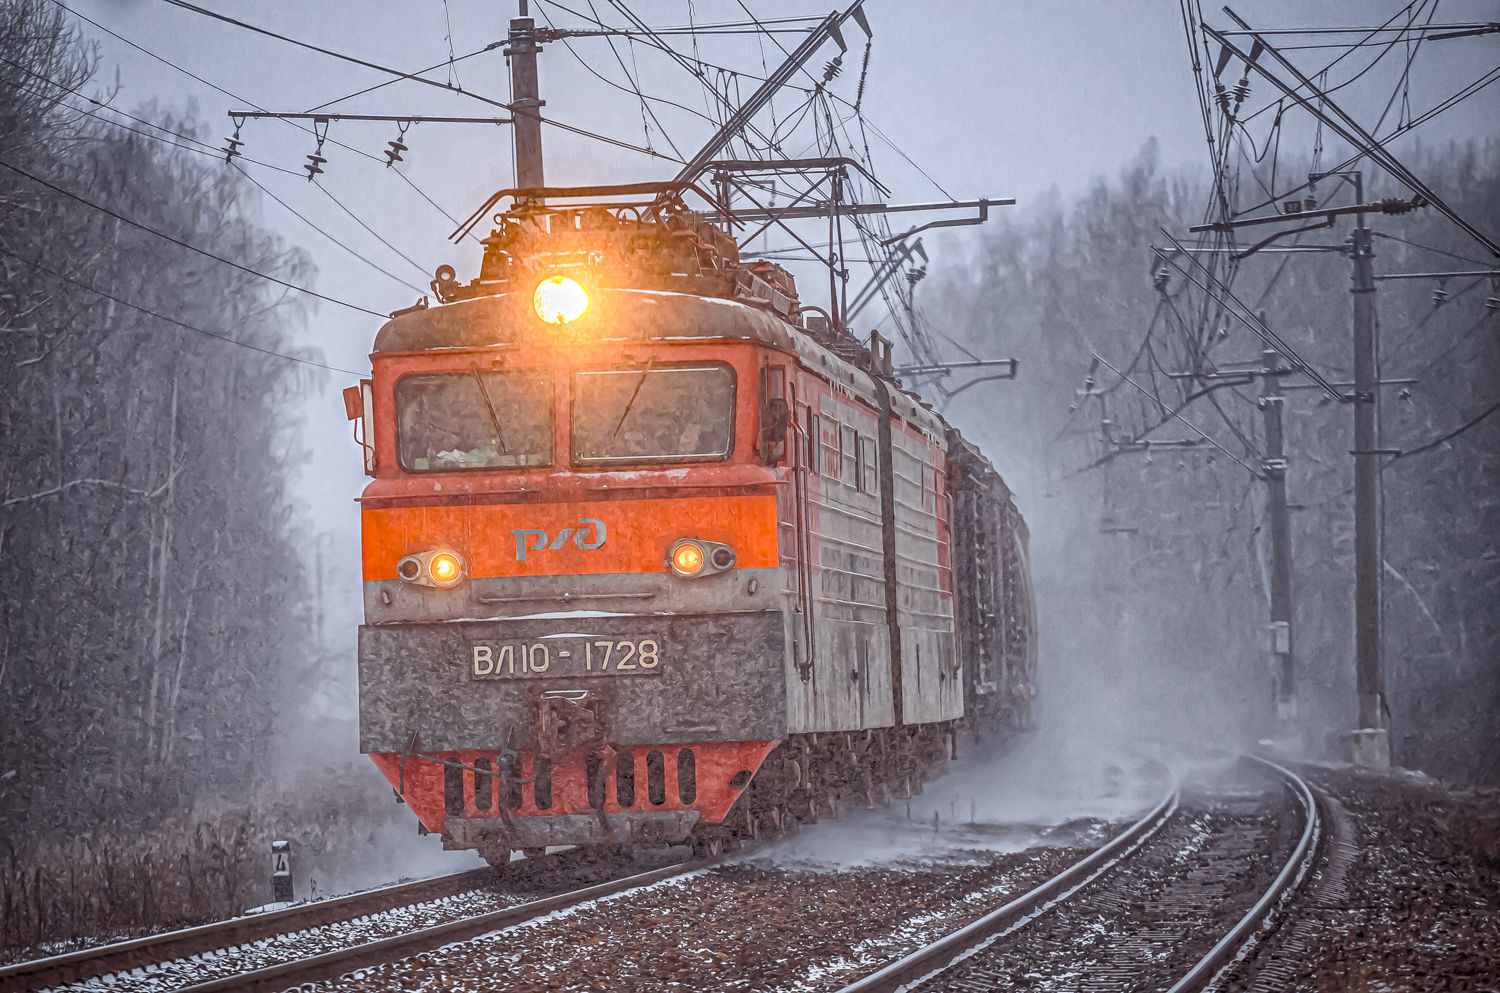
[1165, 755, 1320, 993]
[835, 773, 1180, 993]
[171, 859, 697, 993]
[0, 864, 506, 992]
[835, 754, 1320, 993]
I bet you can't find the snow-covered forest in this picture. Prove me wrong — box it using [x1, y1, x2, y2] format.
[0, 0, 331, 947]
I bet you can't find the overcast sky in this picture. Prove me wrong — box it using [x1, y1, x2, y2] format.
[66, 0, 1500, 658]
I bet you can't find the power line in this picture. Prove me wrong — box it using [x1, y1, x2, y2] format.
[0, 244, 363, 375]
[52, 0, 473, 242]
[302, 42, 502, 114]
[0, 52, 428, 294]
[0, 157, 388, 317]
[230, 164, 426, 294]
[1392, 398, 1500, 460]
[310, 181, 430, 280]
[159, 0, 677, 161]
[0, 52, 302, 177]
[1093, 352, 1263, 477]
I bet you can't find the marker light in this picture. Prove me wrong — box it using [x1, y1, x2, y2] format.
[428, 551, 463, 586]
[667, 538, 736, 578]
[396, 549, 466, 588]
[670, 541, 705, 577]
[533, 276, 590, 324]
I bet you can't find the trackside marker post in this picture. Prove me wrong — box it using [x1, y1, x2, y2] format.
[272, 840, 293, 903]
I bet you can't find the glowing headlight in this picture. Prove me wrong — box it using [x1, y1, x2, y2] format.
[428, 551, 463, 586]
[533, 276, 590, 324]
[670, 541, 705, 577]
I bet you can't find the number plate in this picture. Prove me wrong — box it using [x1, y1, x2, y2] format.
[470, 637, 662, 679]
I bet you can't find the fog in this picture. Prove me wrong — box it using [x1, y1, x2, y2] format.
[2, 1, 1496, 937]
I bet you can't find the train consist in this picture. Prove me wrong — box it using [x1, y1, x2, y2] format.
[344, 183, 1036, 862]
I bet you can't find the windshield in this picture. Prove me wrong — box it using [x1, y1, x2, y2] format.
[572, 362, 735, 464]
[396, 369, 552, 471]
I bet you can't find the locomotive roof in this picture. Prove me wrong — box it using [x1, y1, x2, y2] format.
[372, 288, 947, 439]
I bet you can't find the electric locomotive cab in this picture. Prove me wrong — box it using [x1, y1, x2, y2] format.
[348, 189, 821, 860]
[345, 184, 1033, 862]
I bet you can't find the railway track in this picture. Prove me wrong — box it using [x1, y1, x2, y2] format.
[835, 755, 1318, 993]
[5, 757, 1318, 993]
[0, 847, 693, 993]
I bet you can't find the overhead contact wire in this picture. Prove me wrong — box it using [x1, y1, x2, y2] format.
[0, 157, 388, 317]
[158, 0, 678, 160]
[0, 245, 363, 375]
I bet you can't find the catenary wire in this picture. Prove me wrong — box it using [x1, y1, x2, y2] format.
[0, 244, 364, 375]
[158, 0, 678, 160]
[0, 55, 427, 292]
[1391, 397, 1500, 459]
[311, 181, 431, 280]
[230, 164, 426, 293]
[0, 52, 303, 177]
[51, 0, 477, 243]
[0, 157, 388, 317]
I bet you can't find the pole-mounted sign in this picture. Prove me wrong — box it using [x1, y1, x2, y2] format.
[271, 840, 293, 903]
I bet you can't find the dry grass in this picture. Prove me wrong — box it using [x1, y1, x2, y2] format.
[0, 813, 270, 958]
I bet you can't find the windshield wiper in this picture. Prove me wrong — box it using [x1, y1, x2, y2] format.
[470, 361, 509, 455]
[611, 355, 655, 438]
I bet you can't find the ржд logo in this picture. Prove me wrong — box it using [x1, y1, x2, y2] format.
[511, 518, 607, 561]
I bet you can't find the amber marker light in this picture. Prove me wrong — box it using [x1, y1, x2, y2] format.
[533, 275, 590, 324]
[669, 540, 705, 577]
[428, 551, 464, 586]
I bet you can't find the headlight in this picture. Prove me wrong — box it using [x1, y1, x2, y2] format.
[396, 548, 466, 588]
[670, 541, 704, 577]
[534, 276, 590, 324]
[428, 551, 463, 586]
[668, 538, 735, 578]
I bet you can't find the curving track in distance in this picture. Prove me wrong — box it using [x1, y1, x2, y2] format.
[835, 755, 1319, 993]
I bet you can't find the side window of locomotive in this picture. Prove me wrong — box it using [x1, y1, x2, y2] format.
[798, 405, 817, 473]
[820, 415, 841, 480]
[841, 425, 858, 485]
[572, 362, 735, 463]
[396, 370, 553, 471]
[857, 435, 878, 494]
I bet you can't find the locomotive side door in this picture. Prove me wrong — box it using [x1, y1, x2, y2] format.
[787, 379, 816, 683]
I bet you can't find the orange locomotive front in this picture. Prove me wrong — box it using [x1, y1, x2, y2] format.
[345, 185, 1035, 862]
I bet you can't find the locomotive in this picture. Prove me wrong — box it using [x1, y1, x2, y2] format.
[343, 182, 1036, 863]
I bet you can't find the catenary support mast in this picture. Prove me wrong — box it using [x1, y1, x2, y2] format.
[1349, 201, 1388, 764]
[508, 3, 545, 191]
[1258, 346, 1296, 721]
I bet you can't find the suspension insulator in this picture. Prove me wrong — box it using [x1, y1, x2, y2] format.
[1432, 285, 1449, 307]
[222, 137, 243, 164]
[1232, 79, 1251, 104]
[304, 153, 326, 180]
[385, 140, 407, 167]
[1214, 84, 1232, 114]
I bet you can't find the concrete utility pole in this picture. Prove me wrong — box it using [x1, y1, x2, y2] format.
[1258, 347, 1296, 723]
[1349, 204, 1389, 767]
[508, 3, 545, 191]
